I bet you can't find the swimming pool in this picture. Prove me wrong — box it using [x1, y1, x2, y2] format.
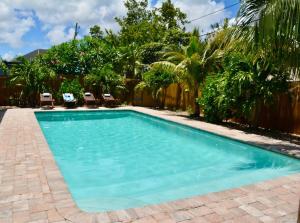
[35, 110, 300, 212]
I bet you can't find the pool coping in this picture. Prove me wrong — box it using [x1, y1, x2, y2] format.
[0, 107, 299, 223]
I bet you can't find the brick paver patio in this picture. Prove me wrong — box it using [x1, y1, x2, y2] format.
[0, 107, 299, 223]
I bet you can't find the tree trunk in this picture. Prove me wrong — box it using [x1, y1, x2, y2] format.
[158, 91, 164, 109]
[32, 91, 38, 107]
[176, 83, 182, 109]
[193, 82, 200, 117]
[162, 88, 167, 109]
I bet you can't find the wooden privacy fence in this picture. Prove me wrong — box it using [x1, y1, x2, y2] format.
[133, 82, 300, 135]
[133, 83, 197, 111]
[0, 75, 300, 134]
[249, 82, 300, 134]
[0, 76, 65, 106]
[0, 77, 22, 105]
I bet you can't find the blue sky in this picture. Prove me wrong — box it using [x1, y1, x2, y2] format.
[0, 0, 239, 61]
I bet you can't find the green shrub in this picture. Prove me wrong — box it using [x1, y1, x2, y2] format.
[0, 59, 8, 75]
[135, 62, 176, 108]
[84, 64, 125, 96]
[58, 79, 84, 104]
[198, 52, 288, 123]
[197, 75, 228, 123]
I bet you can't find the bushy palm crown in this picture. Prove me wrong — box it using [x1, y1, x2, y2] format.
[10, 57, 55, 106]
[236, 0, 300, 71]
[162, 36, 203, 89]
[152, 32, 223, 115]
[162, 32, 223, 89]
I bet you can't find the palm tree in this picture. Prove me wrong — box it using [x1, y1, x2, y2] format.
[161, 30, 223, 116]
[9, 57, 55, 106]
[135, 62, 176, 108]
[235, 0, 300, 72]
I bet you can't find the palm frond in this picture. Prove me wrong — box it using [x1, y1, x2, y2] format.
[234, 0, 300, 70]
[151, 61, 176, 70]
[135, 81, 148, 91]
[163, 51, 186, 64]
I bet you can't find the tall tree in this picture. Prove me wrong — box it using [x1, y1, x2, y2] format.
[115, 0, 154, 78]
[115, 0, 190, 77]
[156, 0, 189, 47]
[116, 0, 153, 45]
[89, 25, 104, 39]
[158, 0, 188, 29]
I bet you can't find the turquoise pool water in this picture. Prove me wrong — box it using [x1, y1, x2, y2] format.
[35, 110, 300, 212]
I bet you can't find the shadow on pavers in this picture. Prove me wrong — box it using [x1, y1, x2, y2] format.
[0, 109, 7, 124]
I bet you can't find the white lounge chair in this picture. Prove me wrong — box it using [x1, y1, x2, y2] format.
[63, 93, 77, 107]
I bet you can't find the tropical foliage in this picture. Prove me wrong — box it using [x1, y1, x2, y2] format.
[199, 52, 289, 123]
[4, 0, 299, 127]
[162, 35, 204, 115]
[234, 0, 300, 72]
[58, 78, 84, 103]
[159, 30, 223, 116]
[9, 57, 55, 106]
[0, 58, 8, 75]
[135, 62, 176, 107]
[84, 64, 125, 96]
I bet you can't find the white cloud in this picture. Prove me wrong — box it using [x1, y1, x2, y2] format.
[2, 0, 127, 45]
[0, 0, 126, 46]
[46, 26, 76, 45]
[0, 1, 35, 48]
[0, 0, 234, 47]
[2, 52, 15, 61]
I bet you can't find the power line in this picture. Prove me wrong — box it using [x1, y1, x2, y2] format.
[200, 31, 217, 38]
[199, 18, 261, 38]
[189, 2, 240, 23]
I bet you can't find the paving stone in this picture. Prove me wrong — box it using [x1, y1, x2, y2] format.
[132, 216, 158, 223]
[0, 108, 299, 223]
[47, 209, 64, 222]
[239, 205, 264, 217]
[171, 210, 194, 222]
[189, 206, 214, 217]
[152, 212, 171, 221]
[12, 210, 30, 223]
[95, 212, 111, 223]
[259, 215, 274, 223]
[203, 213, 224, 222]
